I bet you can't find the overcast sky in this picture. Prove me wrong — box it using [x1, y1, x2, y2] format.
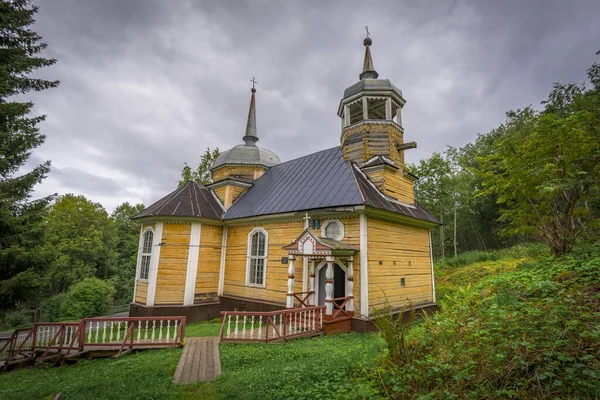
[26, 0, 600, 211]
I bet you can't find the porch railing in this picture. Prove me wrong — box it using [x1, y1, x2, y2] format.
[220, 306, 325, 343]
[0, 316, 186, 365]
[293, 291, 313, 308]
[331, 296, 353, 319]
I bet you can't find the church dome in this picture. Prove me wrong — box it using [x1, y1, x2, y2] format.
[212, 143, 281, 170]
[210, 83, 281, 173]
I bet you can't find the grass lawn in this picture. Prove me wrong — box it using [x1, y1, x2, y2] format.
[0, 320, 385, 400]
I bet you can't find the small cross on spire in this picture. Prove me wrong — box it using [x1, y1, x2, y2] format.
[364, 26, 370, 38]
[250, 77, 257, 89]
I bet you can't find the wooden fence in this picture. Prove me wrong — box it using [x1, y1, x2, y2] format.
[0, 316, 186, 366]
[220, 306, 325, 343]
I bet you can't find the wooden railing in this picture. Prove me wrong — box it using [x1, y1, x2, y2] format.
[293, 291, 313, 308]
[331, 296, 353, 319]
[0, 316, 186, 365]
[220, 306, 325, 343]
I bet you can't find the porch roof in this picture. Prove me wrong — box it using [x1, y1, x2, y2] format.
[282, 229, 358, 257]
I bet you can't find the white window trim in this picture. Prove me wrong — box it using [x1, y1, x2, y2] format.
[245, 227, 268, 288]
[321, 219, 345, 241]
[138, 227, 155, 282]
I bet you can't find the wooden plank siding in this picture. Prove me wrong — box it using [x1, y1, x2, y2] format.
[222, 217, 361, 310]
[196, 224, 222, 297]
[135, 280, 148, 304]
[366, 217, 433, 312]
[154, 223, 191, 304]
[212, 166, 265, 182]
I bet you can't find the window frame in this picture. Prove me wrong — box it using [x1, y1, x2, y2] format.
[245, 227, 269, 288]
[138, 228, 154, 281]
[321, 219, 345, 241]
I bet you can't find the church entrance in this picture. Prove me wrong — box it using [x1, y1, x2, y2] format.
[317, 262, 345, 306]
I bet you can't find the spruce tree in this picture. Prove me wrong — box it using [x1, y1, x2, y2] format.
[0, 0, 59, 310]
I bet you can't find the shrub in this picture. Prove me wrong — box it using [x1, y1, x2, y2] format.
[0, 309, 32, 330]
[59, 278, 115, 320]
[42, 292, 67, 321]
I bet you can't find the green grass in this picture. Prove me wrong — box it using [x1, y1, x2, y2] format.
[375, 245, 600, 398]
[0, 320, 385, 399]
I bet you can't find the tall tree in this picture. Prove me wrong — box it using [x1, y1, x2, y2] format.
[0, 0, 59, 310]
[42, 195, 117, 295]
[179, 147, 220, 186]
[478, 55, 600, 255]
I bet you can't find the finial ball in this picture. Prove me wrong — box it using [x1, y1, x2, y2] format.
[251, 87, 256, 93]
[363, 37, 372, 46]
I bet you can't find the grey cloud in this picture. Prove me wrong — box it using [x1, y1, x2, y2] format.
[26, 0, 600, 210]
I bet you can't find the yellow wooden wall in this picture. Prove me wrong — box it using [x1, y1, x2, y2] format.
[367, 169, 413, 204]
[366, 217, 433, 311]
[213, 185, 249, 209]
[196, 224, 222, 297]
[222, 217, 361, 309]
[154, 223, 191, 304]
[212, 165, 265, 182]
[135, 281, 147, 304]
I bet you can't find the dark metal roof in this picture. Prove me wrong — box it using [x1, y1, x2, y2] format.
[351, 165, 440, 224]
[224, 147, 364, 219]
[134, 181, 224, 220]
[224, 146, 440, 225]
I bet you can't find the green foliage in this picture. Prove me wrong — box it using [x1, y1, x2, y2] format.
[57, 278, 115, 320]
[42, 194, 118, 295]
[179, 147, 220, 186]
[373, 301, 417, 365]
[41, 292, 67, 322]
[477, 54, 600, 256]
[0, 0, 59, 310]
[376, 246, 600, 398]
[0, 308, 32, 330]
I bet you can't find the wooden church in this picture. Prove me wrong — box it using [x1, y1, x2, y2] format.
[130, 35, 440, 332]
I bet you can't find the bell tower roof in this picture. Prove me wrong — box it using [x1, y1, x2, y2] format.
[359, 31, 379, 80]
[337, 32, 405, 119]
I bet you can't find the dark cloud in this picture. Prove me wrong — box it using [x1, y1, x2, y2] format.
[26, 0, 600, 210]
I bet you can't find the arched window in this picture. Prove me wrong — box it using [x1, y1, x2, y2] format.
[139, 229, 153, 280]
[322, 219, 344, 241]
[246, 228, 268, 287]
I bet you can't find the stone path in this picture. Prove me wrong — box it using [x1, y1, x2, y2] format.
[173, 337, 221, 384]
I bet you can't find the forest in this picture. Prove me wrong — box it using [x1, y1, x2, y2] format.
[1, 1, 599, 331]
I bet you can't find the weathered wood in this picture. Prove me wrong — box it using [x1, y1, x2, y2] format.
[173, 337, 221, 384]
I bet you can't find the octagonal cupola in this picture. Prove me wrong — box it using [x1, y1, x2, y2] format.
[338, 32, 417, 205]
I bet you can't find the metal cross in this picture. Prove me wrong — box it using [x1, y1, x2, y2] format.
[250, 77, 257, 89]
[303, 212, 311, 229]
[365, 26, 370, 37]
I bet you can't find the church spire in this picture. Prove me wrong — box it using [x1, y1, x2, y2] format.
[359, 27, 379, 80]
[243, 78, 258, 146]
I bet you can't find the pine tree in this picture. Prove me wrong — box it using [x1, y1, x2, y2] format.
[0, 0, 59, 310]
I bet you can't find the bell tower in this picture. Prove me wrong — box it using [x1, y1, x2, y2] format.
[338, 32, 416, 204]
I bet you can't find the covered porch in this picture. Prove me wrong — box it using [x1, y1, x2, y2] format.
[282, 229, 358, 326]
[219, 229, 359, 342]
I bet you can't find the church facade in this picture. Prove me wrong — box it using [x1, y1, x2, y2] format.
[130, 36, 440, 332]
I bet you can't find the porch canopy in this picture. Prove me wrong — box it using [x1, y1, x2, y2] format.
[282, 229, 358, 317]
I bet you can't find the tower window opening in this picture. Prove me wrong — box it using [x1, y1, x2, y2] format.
[367, 98, 386, 119]
[348, 102, 363, 125]
[392, 102, 402, 125]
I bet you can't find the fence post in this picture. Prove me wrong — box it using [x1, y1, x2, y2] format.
[79, 320, 86, 351]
